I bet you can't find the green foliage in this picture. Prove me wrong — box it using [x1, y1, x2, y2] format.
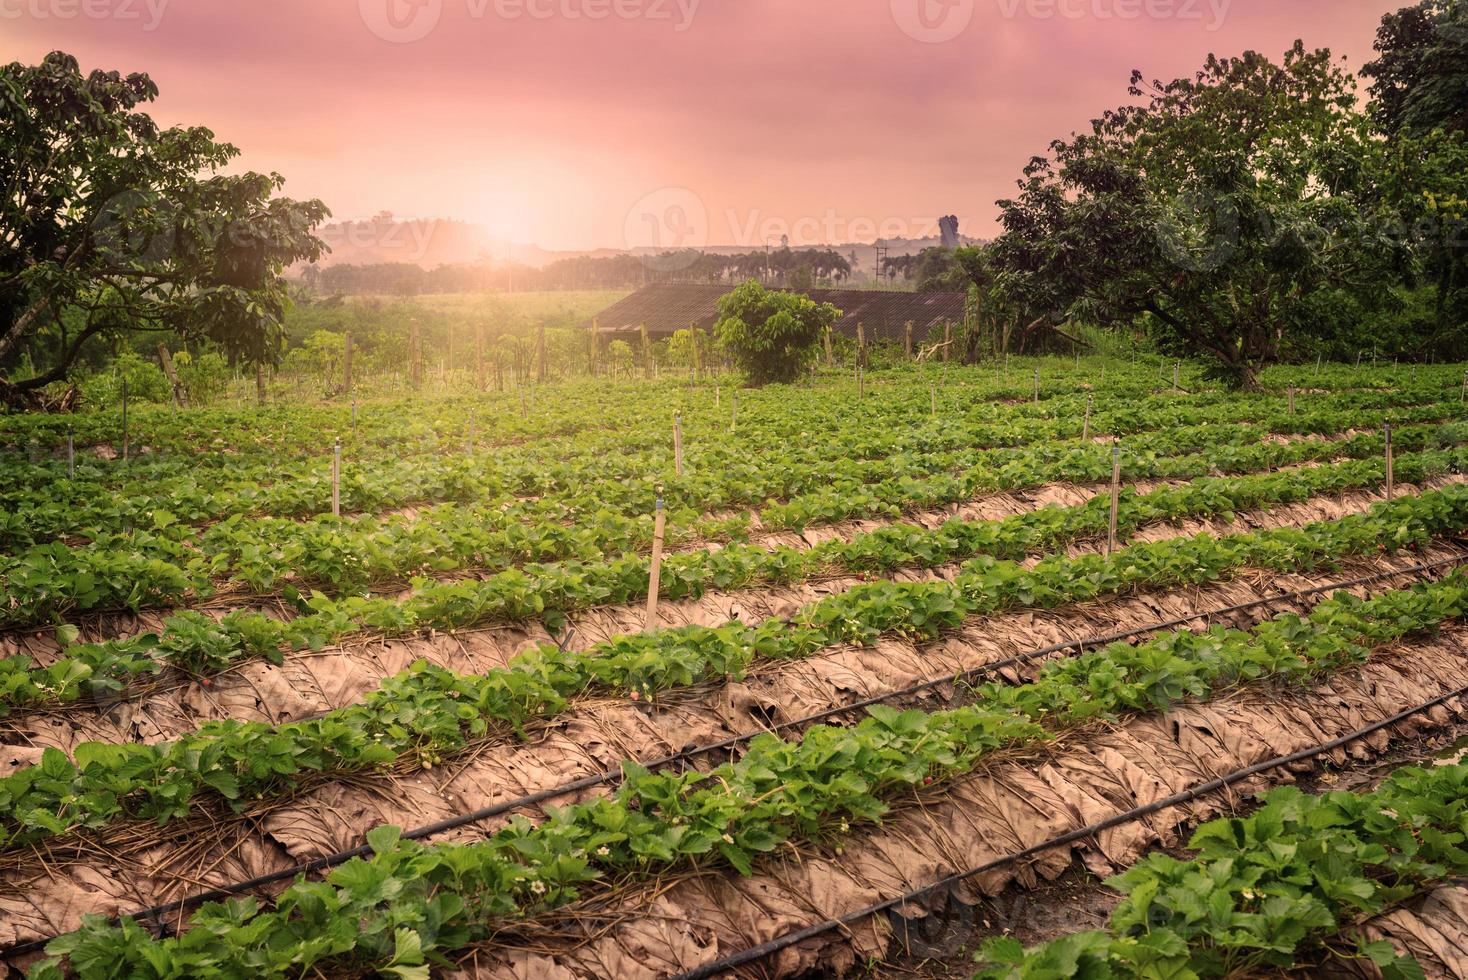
[76, 353, 170, 408]
[24, 572, 1468, 978]
[1363, 0, 1468, 135]
[6, 477, 1468, 852]
[983, 45, 1411, 387]
[0, 52, 328, 406]
[172, 351, 231, 406]
[975, 758, 1468, 977]
[715, 280, 839, 385]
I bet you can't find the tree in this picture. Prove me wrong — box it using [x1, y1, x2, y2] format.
[985, 44, 1403, 388]
[714, 280, 839, 385]
[0, 52, 329, 407]
[1363, 1, 1468, 136]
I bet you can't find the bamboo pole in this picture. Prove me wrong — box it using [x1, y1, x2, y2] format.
[331, 437, 342, 517]
[343, 331, 354, 392]
[673, 411, 684, 476]
[475, 326, 486, 391]
[1107, 445, 1121, 556]
[1082, 393, 1093, 442]
[410, 321, 422, 389]
[644, 495, 666, 631]
[1384, 424, 1394, 500]
[120, 378, 129, 463]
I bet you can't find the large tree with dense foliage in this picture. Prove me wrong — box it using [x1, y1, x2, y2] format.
[0, 52, 329, 407]
[1363, 0, 1468, 136]
[714, 280, 839, 385]
[983, 44, 1406, 388]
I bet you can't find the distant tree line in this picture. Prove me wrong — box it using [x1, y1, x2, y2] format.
[299, 247, 861, 296]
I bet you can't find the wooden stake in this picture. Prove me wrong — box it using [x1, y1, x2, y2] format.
[475, 326, 486, 391]
[731, 390, 738, 432]
[343, 331, 354, 392]
[1033, 367, 1040, 404]
[256, 363, 266, 407]
[1107, 444, 1121, 556]
[468, 412, 476, 456]
[857, 365, 865, 400]
[66, 427, 74, 479]
[673, 411, 684, 476]
[1384, 424, 1394, 500]
[943, 322, 952, 364]
[1082, 393, 1093, 442]
[331, 437, 342, 517]
[824, 326, 833, 367]
[1460, 371, 1466, 403]
[121, 377, 129, 463]
[1316, 354, 1323, 377]
[1173, 360, 1180, 391]
[1287, 386, 1295, 415]
[351, 397, 357, 430]
[410, 321, 422, 389]
[905, 321, 913, 359]
[644, 495, 666, 631]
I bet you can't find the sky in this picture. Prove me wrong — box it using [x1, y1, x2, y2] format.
[3, 0, 1405, 253]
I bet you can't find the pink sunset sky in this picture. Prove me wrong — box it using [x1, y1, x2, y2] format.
[3, 0, 1404, 252]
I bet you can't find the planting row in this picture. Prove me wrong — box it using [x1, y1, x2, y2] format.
[5, 486, 1467, 855]
[22, 570, 1468, 978]
[4, 446, 1462, 709]
[5, 418, 1465, 632]
[1, 382, 1437, 549]
[973, 760, 1468, 978]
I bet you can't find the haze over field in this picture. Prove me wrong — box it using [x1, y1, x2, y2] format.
[1, 0, 1402, 253]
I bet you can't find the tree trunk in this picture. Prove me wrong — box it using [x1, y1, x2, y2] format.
[157, 345, 188, 408]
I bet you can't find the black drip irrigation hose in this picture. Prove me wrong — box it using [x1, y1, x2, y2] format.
[3, 551, 1465, 959]
[670, 674, 1468, 980]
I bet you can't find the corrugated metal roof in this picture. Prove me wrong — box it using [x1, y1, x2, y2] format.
[586, 282, 967, 343]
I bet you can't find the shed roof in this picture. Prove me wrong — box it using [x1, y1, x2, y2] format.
[587, 282, 967, 342]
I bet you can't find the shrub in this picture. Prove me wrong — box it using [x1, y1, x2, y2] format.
[714, 280, 839, 386]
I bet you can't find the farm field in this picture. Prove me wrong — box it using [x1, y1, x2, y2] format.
[7, 356, 1468, 978]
